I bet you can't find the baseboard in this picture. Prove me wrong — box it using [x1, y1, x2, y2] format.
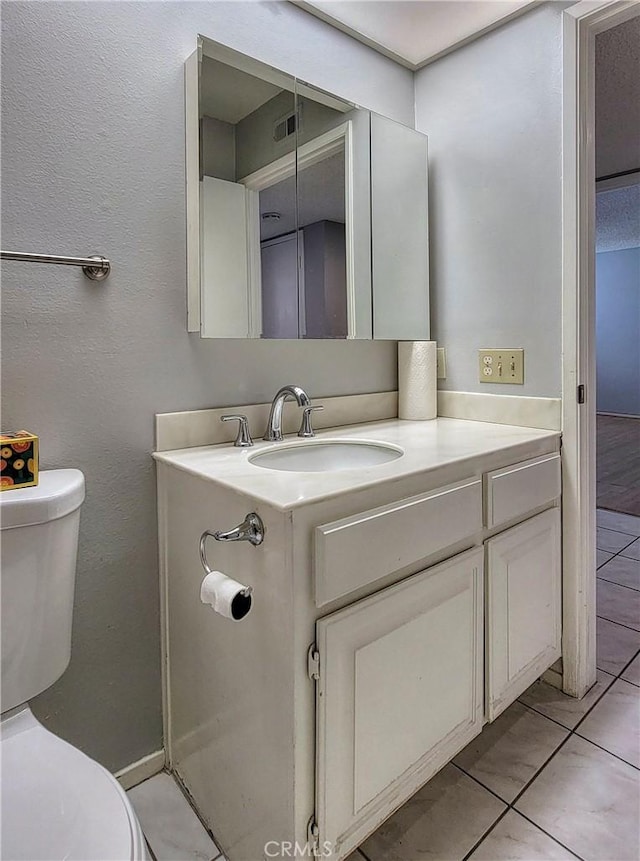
[437, 391, 562, 430]
[596, 411, 640, 419]
[114, 749, 165, 790]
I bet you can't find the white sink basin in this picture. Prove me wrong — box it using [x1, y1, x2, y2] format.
[249, 440, 403, 473]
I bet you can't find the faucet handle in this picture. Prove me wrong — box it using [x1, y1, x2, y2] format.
[221, 414, 253, 447]
[298, 405, 324, 438]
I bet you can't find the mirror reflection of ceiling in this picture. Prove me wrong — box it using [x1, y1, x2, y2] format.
[293, 0, 536, 69]
[200, 56, 284, 123]
[259, 151, 346, 241]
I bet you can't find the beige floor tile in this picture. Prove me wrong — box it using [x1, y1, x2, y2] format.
[515, 735, 640, 861]
[621, 652, 640, 686]
[518, 671, 614, 729]
[360, 764, 506, 861]
[468, 810, 578, 860]
[596, 549, 613, 569]
[596, 527, 637, 554]
[454, 702, 567, 802]
[597, 554, 640, 591]
[577, 679, 640, 767]
[128, 773, 220, 861]
[597, 510, 640, 537]
[597, 578, 640, 630]
[621, 537, 640, 561]
[597, 617, 640, 675]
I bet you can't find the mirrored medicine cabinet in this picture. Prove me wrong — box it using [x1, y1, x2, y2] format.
[185, 36, 430, 340]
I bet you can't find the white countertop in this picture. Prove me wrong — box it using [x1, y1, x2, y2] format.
[153, 418, 560, 511]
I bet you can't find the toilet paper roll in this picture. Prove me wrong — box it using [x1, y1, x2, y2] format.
[200, 570, 253, 621]
[398, 341, 437, 421]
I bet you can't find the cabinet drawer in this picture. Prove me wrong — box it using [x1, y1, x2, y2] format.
[315, 477, 482, 607]
[484, 453, 561, 529]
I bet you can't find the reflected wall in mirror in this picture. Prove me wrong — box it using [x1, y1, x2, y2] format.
[186, 38, 429, 340]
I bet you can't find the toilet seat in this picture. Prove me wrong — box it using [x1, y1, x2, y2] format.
[1, 707, 149, 861]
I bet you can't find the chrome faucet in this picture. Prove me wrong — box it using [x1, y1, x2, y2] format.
[263, 385, 311, 442]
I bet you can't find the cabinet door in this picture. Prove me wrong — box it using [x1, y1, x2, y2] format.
[371, 113, 429, 340]
[315, 547, 483, 859]
[486, 508, 561, 721]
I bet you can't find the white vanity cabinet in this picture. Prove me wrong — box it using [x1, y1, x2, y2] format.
[155, 425, 562, 861]
[483, 453, 562, 720]
[315, 547, 484, 856]
[485, 508, 562, 720]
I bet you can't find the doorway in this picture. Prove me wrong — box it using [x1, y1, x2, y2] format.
[593, 14, 640, 678]
[561, 0, 640, 699]
[594, 171, 640, 516]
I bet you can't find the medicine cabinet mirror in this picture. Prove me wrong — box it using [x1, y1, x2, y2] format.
[186, 37, 430, 340]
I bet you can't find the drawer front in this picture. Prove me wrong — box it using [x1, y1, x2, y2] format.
[484, 453, 561, 529]
[315, 477, 482, 607]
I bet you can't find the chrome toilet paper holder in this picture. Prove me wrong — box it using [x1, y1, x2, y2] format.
[208, 512, 265, 547]
[199, 512, 265, 579]
[199, 518, 262, 621]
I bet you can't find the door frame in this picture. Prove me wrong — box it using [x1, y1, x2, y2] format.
[561, 0, 639, 697]
[240, 122, 356, 338]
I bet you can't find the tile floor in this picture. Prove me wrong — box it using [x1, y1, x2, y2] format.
[128, 772, 220, 861]
[128, 508, 640, 861]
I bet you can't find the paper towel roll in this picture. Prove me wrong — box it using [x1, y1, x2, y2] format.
[398, 341, 437, 420]
[200, 570, 253, 621]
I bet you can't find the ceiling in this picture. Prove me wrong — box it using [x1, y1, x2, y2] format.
[596, 184, 640, 253]
[201, 56, 282, 124]
[595, 16, 640, 179]
[260, 151, 345, 240]
[293, 0, 538, 70]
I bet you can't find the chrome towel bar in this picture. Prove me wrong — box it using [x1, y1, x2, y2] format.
[1, 250, 111, 281]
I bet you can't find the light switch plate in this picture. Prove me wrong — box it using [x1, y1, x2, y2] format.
[436, 347, 446, 380]
[479, 348, 524, 384]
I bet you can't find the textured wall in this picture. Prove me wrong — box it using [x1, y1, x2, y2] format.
[1, 1, 413, 771]
[414, 3, 565, 397]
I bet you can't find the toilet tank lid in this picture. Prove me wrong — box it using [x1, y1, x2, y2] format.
[0, 469, 85, 529]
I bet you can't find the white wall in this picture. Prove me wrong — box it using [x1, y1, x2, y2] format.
[0, 1, 413, 771]
[236, 92, 341, 178]
[414, 2, 565, 397]
[596, 248, 640, 416]
[202, 115, 236, 180]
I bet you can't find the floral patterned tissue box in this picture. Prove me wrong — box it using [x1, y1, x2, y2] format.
[0, 430, 39, 490]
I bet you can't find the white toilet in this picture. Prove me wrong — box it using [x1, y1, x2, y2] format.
[0, 469, 150, 861]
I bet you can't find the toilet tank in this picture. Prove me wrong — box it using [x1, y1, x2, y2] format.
[1, 469, 85, 713]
